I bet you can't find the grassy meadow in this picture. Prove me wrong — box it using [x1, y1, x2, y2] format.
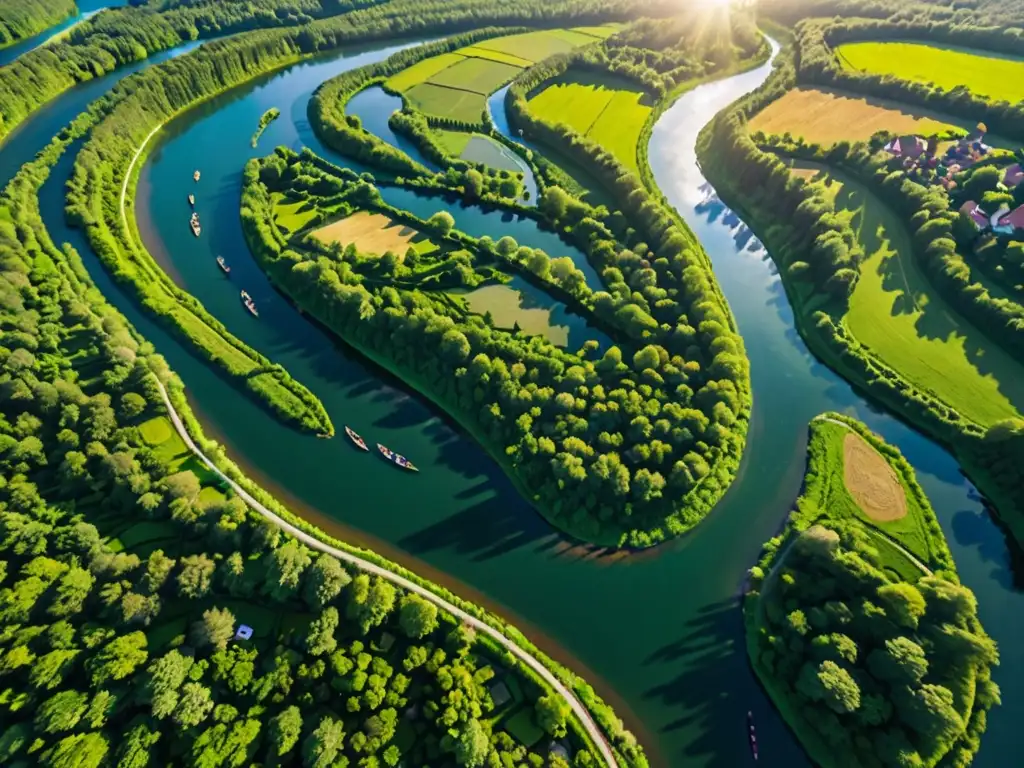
[749, 87, 960, 144]
[312, 211, 437, 259]
[527, 70, 652, 175]
[837, 41, 1024, 103]
[459, 283, 570, 347]
[798, 165, 1024, 426]
[384, 27, 618, 123]
[272, 193, 319, 233]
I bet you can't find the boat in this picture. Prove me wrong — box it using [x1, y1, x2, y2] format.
[193, 170, 201, 182]
[243, 299, 258, 318]
[345, 426, 369, 451]
[240, 290, 251, 303]
[190, 217, 201, 237]
[216, 255, 230, 274]
[377, 443, 418, 472]
[747, 711, 758, 762]
[188, 193, 195, 206]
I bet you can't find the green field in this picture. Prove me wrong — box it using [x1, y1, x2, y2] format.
[458, 46, 534, 68]
[802, 165, 1024, 426]
[405, 83, 487, 123]
[427, 58, 521, 95]
[527, 71, 652, 175]
[272, 193, 319, 233]
[386, 52, 465, 92]
[837, 41, 1024, 104]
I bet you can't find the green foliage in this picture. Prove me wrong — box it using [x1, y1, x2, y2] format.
[0, 0, 76, 48]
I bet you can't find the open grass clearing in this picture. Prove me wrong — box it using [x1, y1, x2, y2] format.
[473, 30, 586, 63]
[528, 70, 652, 175]
[460, 134, 524, 172]
[427, 57, 522, 95]
[797, 164, 1024, 426]
[312, 211, 436, 259]
[842, 431, 906, 521]
[571, 24, 623, 39]
[836, 41, 1024, 104]
[385, 52, 464, 92]
[458, 283, 570, 347]
[433, 129, 472, 156]
[457, 46, 534, 68]
[404, 83, 487, 123]
[749, 87, 962, 145]
[272, 193, 319, 233]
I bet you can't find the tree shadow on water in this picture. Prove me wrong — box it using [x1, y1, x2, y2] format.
[951, 508, 1018, 589]
[642, 598, 810, 767]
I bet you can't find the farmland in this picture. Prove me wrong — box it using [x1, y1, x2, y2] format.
[801, 166, 1024, 426]
[384, 27, 617, 122]
[748, 87, 961, 144]
[527, 71, 652, 174]
[836, 41, 1024, 104]
[311, 211, 437, 258]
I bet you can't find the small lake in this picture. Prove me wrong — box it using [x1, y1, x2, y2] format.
[345, 85, 441, 172]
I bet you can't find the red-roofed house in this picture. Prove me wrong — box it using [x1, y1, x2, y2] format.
[994, 204, 1024, 233]
[1003, 163, 1024, 188]
[885, 135, 928, 159]
[960, 200, 990, 229]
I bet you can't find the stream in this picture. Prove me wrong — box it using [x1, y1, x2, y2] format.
[8, 33, 1022, 768]
[0, 0, 124, 68]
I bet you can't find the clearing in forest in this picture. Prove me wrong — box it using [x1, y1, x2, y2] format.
[842, 432, 906, 522]
[527, 70, 652, 175]
[272, 193, 318, 233]
[836, 41, 1024, 104]
[312, 211, 436, 259]
[749, 87, 961, 145]
[800, 164, 1024, 426]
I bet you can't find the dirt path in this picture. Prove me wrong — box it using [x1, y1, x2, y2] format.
[152, 379, 619, 767]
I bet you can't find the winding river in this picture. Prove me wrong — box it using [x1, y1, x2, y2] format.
[0, 0, 123, 68]
[8, 32, 1022, 767]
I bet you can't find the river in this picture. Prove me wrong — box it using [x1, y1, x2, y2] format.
[13, 32, 1023, 768]
[0, 0, 124, 68]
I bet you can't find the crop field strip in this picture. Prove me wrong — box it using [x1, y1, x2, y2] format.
[801, 165, 1024, 426]
[836, 41, 1024, 104]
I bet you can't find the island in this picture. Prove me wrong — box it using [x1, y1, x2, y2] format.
[251, 106, 281, 148]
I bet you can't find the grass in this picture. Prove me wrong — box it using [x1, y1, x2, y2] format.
[312, 211, 437, 258]
[433, 129, 472, 156]
[458, 46, 534, 68]
[527, 71, 652, 175]
[570, 24, 623, 39]
[385, 52, 464, 92]
[472, 30, 587, 63]
[426, 58, 521, 95]
[749, 87, 961, 145]
[272, 193, 319, 234]
[503, 707, 545, 747]
[836, 41, 1024, 104]
[460, 135, 524, 172]
[404, 83, 488, 123]
[795, 163, 1024, 427]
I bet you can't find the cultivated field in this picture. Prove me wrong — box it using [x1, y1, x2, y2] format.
[837, 41, 1024, 104]
[460, 283, 570, 347]
[312, 211, 436, 258]
[749, 87, 960, 144]
[384, 28, 615, 122]
[527, 71, 651, 175]
[842, 432, 906, 522]
[808, 167, 1024, 426]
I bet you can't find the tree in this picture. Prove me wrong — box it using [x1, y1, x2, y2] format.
[303, 554, 351, 609]
[268, 706, 302, 758]
[178, 554, 216, 598]
[347, 574, 396, 634]
[867, 636, 928, 686]
[302, 715, 345, 768]
[796, 660, 861, 714]
[454, 718, 490, 767]
[877, 582, 926, 630]
[264, 540, 311, 600]
[398, 594, 438, 639]
[441, 329, 471, 363]
[306, 606, 340, 656]
[146, 650, 193, 719]
[42, 732, 109, 768]
[36, 690, 89, 733]
[115, 725, 160, 768]
[426, 211, 455, 236]
[536, 693, 570, 737]
[89, 632, 147, 686]
[191, 606, 236, 651]
[173, 682, 215, 729]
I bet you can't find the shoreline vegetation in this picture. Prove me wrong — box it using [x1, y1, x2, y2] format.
[744, 413, 999, 768]
[0, 0, 76, 50]
[250, 106, 281, 148]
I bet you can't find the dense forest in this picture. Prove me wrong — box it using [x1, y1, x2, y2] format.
[0, 0, 76, 47]
[746, 415, 998, 768]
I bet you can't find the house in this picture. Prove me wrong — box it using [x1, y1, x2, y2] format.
[234, 624, 253, 641]
[1003, 163, 1024, 188]
[488, 680, 512, 708]
[885, 135, 927, 159]
[994, 204, 1024, 234]
[960, 200, 990, 229]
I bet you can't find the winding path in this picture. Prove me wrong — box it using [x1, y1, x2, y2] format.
[153, 378, 619, 767]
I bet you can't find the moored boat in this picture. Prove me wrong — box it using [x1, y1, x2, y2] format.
[190, 216, 201, 237]
[193, 169, 201, 182]
[345, 426, 369, 451]
[240, 290, 251, 303]
[188, 193, 195, 206]
[377, 443, 418, 472]
[240, 291, 258, 317]
[216, 255, 230, 274]
[747, 711, 758, 762]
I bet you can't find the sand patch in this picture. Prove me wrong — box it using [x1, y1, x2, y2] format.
[312, 211, 426, 259]
[843, 432, 907, 521]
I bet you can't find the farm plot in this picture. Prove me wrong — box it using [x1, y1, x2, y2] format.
[404, 83, 488, 122]
[386, 52, 464, 92]
[800, 165, 1024, 426]
[427, 58, 522, 95]
[836, 41, 1024, 104]
[312, 211, 437, 259]
[749, 87, 961, 145]
[527, 71, 652, 174]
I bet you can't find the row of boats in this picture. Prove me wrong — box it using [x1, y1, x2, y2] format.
[344, 426, 418, 472]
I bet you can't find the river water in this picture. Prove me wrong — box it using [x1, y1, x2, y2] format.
[11, 33, 1022, 768]
[0, 0, 123, 68]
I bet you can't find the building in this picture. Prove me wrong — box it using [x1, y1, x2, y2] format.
[885, 135, 928, 159]
[960, 200, 990, 229]
[993, 204, 1024, 234]
[1003, 163, 1024, 188]
[234, 624, 253, 641]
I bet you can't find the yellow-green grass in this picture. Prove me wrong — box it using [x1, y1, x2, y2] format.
[749, 87, 960, 145]
[837, 41, 1024, 104]
[312, 210, 437, 259]
[457, 46, 534, 68]
[528, 72, 652, 175]
[272, 193, 318, 233]
[803, 166, 1024, 426]
[570, 24, 623, 39]
[385, 52, 464, 92]
[140, 415, 227, 488]
[459, 284, 569, 346]
[472, 30, 589, 63]
[404, 83, 487, 123]
[426, 58, 522, 95]
[433, 129, 472, 156]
